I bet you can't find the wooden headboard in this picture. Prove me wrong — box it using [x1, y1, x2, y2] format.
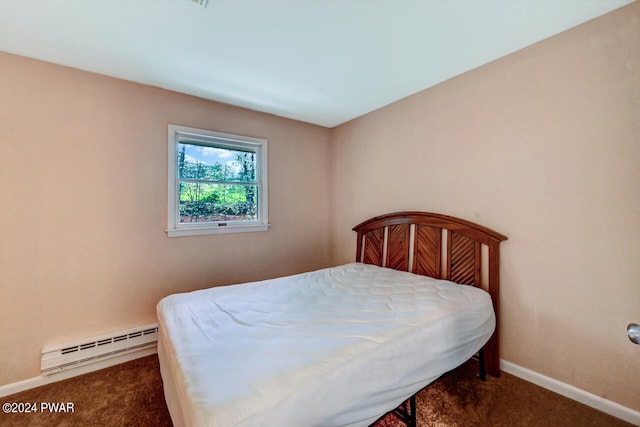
[353, 211, 507, 377]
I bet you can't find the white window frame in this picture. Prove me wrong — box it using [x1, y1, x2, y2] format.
[167, 125, 269, 237]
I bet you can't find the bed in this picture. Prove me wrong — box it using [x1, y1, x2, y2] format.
[157, 211, 507, 427]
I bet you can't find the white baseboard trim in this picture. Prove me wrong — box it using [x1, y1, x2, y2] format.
[501, 359, 640, 426]
[0, 346, 157, 398]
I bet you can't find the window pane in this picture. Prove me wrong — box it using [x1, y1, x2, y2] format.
[179, 182, 258, 223]
[178, 142, 256, 182]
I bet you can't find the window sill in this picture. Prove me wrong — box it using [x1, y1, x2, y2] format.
[166, 224, 270, 237]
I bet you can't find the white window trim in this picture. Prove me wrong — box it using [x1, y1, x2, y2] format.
[166, 125, 269, 237]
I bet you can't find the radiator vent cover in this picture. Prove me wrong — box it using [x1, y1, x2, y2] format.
[41, 324, 158, 375]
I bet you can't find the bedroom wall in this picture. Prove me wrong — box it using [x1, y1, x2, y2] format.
[0, 52, 332, 386]
[330, 3, 639, 412]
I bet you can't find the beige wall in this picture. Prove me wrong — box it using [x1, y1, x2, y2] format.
[0, 52, 332, 385]
[331, 3, 639, 412]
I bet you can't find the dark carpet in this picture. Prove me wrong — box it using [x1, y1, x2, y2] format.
[0, 355, 632, 426]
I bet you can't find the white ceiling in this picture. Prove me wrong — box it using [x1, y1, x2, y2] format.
[0, 0, 633, 128]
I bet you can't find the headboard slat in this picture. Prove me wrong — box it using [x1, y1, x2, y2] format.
[362, 228, 384, 266]
[448, 231, 479, 287]
[386, 224, 410, 271]
[412, 224, 441, 279]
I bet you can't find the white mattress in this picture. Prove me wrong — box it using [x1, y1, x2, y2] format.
[157, 262, 495, 427]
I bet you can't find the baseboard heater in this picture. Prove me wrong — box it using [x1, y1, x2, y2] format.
[41, 323, 159, 375]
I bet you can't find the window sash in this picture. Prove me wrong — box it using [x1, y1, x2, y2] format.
[167, 125, 269, 237]
[177, 141, 257, 183]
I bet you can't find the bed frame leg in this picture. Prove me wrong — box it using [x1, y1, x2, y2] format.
[409, 394, 417, 427]
[380, 394, 417, 427]
[478, 349, 487, 382]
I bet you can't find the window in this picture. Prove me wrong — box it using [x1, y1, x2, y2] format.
[167, 125, 269, 237]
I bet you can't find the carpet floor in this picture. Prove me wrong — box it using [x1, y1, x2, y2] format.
[0, 355, 633, 426]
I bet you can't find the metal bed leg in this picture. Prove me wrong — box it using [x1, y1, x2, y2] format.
[478, 348, 487, 382]
[378, 393, 417, 427]
[409, 394, 417, 427]
[375, 350, 488, 427]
